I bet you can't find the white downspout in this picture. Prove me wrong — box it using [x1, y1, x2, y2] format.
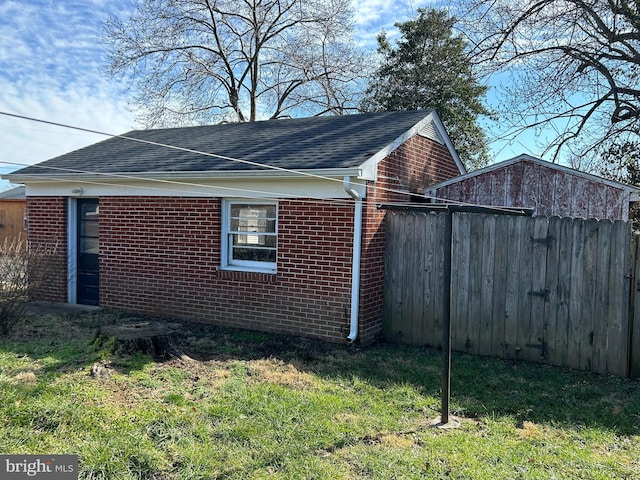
[344, 176, 363, 343]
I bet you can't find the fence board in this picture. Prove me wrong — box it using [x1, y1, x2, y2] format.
[591, 219, 611, 374]
[383, 211, 637, 378]
[631, 237, 640, 377]
[408, 214, 424, 345]
[580, 219, 599, 371]
[529, 216, 549, 362]
[565, 218, 584, 370]
[382, 212, 404, 342]
[606, 221, 631, 377]
[466, 214, 483, 354]
[491, 216, 509, 357]
[432, 214, 445, 348]
[400, 213, 416, 344]
[503, 215, 523, 359]
[543, 216, 562, 366]
[479, 215, 496, 356]
[516, 214, 534, 361]
[452, 213, 471, 352]
[420, 214, 434, 345]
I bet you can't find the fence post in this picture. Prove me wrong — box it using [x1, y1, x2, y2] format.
[629, 234, 640, 378]
[441, 210, 453, 424]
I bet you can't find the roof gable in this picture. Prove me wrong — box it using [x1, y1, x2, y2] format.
[9, 110, 462, 180]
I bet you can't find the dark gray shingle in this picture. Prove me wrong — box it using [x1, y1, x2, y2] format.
[13, 111, 432, 176]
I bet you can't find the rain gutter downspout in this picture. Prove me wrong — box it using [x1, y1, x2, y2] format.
[344, 176, 363, 343]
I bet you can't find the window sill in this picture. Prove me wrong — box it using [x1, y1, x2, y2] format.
[217, 268, 277, 284]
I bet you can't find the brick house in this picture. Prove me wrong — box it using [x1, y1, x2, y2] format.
[5, 110, 464, 344]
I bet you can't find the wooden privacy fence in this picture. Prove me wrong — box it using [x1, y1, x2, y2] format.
[382, 210, 640, 378]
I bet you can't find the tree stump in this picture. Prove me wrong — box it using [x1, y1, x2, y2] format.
[94, 319, 193, 360]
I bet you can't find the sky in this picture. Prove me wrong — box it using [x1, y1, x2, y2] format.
[0, 0, 540, 192]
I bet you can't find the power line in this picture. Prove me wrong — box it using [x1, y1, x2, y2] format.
[0, 110, 519, 213]
[0, 110, 365, 185]
[0, 160, 356, 207]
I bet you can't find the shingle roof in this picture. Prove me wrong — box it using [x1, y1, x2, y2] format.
[13, 110, 435, 176]
[0, 186, 25, 199]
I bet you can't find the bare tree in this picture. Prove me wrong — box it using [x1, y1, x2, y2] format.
[0, 239, 58, 335]
[104, 0, 367, 126]
[456, 0, 640, 167]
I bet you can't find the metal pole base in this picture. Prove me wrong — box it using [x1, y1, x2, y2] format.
[429, 415, 461, 430]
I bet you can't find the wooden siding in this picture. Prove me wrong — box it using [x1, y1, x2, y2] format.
[0, 199, 26, 245]
[434, 160, 634, 221]
[383, 211, 634, 377]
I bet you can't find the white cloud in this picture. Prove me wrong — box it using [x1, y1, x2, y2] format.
[0, 0, 135, 190]
[0, 78, 134, 165]
[352, 0, 418, 47]
[0, 0, 133, 170]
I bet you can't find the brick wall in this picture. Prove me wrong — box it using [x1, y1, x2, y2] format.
[26, 197, 68, 301]
[98, 197, 355, 342]
[24, 134, 460, 344]
[357, 135, 461, 344]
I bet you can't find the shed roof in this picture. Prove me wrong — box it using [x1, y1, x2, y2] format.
[0, 186, 25, 200]
[8, 110, 464, 180]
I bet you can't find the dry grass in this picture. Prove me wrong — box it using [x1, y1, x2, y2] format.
[0, 309, 639, 479]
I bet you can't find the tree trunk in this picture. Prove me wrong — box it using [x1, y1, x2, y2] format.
[93, 320, 193, 361]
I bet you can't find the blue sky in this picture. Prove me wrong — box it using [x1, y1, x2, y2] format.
[0, 0, 541, 191]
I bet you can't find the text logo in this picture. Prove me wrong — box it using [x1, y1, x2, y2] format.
[1, 455, 78, 479]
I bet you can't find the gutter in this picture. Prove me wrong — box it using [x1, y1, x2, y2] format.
[343, 176, 363, 343]
[2, 167, 364, 184]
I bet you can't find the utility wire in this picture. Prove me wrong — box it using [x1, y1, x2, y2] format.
[0, 159, 356, 206]
[0, 110, 517, 213]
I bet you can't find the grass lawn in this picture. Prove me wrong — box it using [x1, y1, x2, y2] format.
[0, 309, 639, 479]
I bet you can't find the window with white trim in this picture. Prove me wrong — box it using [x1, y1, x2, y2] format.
[222, 200, 277, 273]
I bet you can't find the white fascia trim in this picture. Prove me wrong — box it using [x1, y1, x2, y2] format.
[425, 111, 466, 175]
[17, 176, 365, 200]
[3, 167, 363, 184]
[357, 110, 466, 181]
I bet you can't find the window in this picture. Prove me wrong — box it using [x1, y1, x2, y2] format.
[222, 200, 277, 272]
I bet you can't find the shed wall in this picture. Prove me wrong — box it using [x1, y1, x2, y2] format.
[435, 160, 631, 220]
[0, 199, 26, 245]
[28, 196, 355, 342]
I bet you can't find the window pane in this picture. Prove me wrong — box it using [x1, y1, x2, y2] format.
[230, 219, 276, 233]
[230, 204, 275, 219]
[230, 204, 276, 234]
[80, 237, 99, 254]
[80, 203, 99, 218]
[263, 235, 276, 248]
[81, 220, 99, 237]
[232, 233, 276, 247]
[225, 201, 277, 270]
[232, 247, 276, 263]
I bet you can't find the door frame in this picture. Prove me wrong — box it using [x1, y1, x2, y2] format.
[67, 198, 78, 304]
[67, 197, 100, 305]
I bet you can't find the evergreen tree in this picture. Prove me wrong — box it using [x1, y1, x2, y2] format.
[363, 8, 490, 169]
